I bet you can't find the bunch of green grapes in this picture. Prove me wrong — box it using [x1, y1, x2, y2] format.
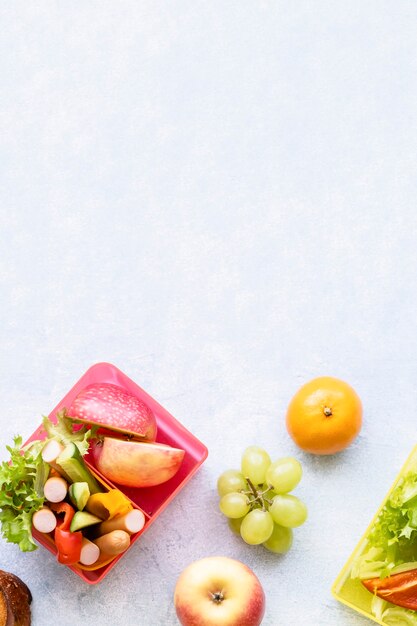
[217, 447, 307, 553]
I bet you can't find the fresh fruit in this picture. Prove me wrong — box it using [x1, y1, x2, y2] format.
[269, 494, 308, 528]
[241, 446, 271, 484]
[266, 458, 302, 494]
[68, 382, 157, 441]
[219, 493, 250, 519]
[91, 437, 185, 488]
[263, 524, 293, 554]
[286, 376, 362, 455]
[217, 470, 247, 496]
[240, 509, 274, 545]
[217, 447, 307, 554]
[228, 517, 244, 535]
[174, 556, 265, 626]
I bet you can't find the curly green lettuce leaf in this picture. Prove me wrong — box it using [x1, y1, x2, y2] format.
[390, 474, 417, 508]
[42, 410, 96, 456]
[352, 473, 417, 580]
[0, 436, 46, 551]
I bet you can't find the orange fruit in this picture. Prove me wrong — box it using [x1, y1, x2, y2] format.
[286, 376, 362, 455]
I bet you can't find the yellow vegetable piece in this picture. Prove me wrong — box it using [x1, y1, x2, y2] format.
[86, 489, 132, 520]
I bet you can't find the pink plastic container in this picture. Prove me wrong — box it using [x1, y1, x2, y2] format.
[24, 362, 208, 584]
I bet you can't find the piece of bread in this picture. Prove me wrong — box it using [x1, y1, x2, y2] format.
[0, 571, 32, 626]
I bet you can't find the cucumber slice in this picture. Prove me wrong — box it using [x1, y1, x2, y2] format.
[69, 482, 90, 511]
[70, 511, 102, 532]
[56, 443, 103, 495]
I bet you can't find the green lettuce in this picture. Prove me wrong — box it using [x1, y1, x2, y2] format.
[383, 608, 417, 625]
[42, 409, 95, 456]
[0, 436, 46, 551]
[0, 411, 96, 553]
[353, 472, 417, 580]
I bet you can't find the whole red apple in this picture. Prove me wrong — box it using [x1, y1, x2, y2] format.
[174, 557, 265, 626]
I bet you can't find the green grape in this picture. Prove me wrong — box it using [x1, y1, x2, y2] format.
[219, 492, 250, 519]
[269, 494, 308, 528]
[263, 524, 293, 554]
[240, 509, 274, 545]
[266, 457, 302, 494]
[241, 446, 271, 485]
[217, 469, 247, 496]
[228, 517, 244, 535]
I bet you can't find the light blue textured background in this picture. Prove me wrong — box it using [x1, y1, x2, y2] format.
[1, 2, 417, 625]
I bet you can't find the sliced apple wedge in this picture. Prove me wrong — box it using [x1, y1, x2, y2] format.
[91, 437, 185, 488]
[68, 382, 157, 441]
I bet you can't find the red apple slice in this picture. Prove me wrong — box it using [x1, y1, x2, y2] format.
[91, 437, 185, 488]
[68, 383, 157, 441]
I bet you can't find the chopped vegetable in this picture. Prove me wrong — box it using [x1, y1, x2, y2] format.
[371, 597, 417, 625]
[68, 482, 90, 511]
[0, 410, 99, 556]
[49, 502, 74, 528]
[382, 607, 417, 625]
[32, 508, 57, 534]
[54, 528, 82, 565]
[50, 502, 82, 565]
[86, 489, 132, 521]
[70, 511, 102, 532]
[363, 568, 417, 610]
[0, 437, 47, 552]
[56, 443, 102, 495]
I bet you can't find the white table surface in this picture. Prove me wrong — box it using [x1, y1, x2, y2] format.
[1, 2, 417, 625]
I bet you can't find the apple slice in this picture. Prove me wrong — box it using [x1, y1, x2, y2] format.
[68, 383, 157, 441]
[91, 437, 185, 488]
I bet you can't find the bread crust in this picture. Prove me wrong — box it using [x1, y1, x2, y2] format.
[0, 571, 32, 626]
